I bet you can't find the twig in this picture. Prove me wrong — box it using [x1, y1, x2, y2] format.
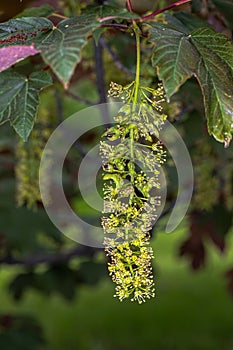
[51, 13, 68, 19]
[99, 0, 191, 24]
[140, 0, 191, 21]
[175, 105, 195, 121]
[100, 38, 134, 75]
[56, 90, 91, 156]
[126, 0, 133, 13]
[66, 91, 93, 106]
[101, 23, 129, 30]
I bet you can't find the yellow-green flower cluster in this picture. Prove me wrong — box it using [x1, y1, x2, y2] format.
[101, 80, 167, 303]
[223, 162, 233, 210]
[15, 136, 42, 209]
[192, 141, 219, 211]
[15, 113, 51, 210]
[106, 237, 155, 303]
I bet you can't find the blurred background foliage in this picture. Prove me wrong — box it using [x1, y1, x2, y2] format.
[0, 0, 233, 349]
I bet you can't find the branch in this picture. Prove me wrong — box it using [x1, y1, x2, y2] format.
[94, 38, 107, 104]
[93, 37, 110, 125]
[54, 89, 64, 124]
[0, 200, 177, 267]
[0, 246, 98, 267]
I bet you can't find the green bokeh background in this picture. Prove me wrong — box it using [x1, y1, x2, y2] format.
[1, 224, 233, 350]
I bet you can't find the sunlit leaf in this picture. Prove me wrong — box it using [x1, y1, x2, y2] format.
[0, 45, 39, 73]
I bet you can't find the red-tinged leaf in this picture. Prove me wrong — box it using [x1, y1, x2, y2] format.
[0, 45, 39, 73]
[0, 17, 53, 47]
[0, 16, 98, 87]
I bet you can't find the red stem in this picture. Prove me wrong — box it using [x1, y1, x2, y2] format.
[101, 23, 129, 30]
[99, 15, 127, 22]
[126, 0, 133, 13]
[140, 0, 191, 21]
[99, 0, 191, 27]
[99, 0, 135, 24]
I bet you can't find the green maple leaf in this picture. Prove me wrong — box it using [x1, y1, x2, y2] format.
[0, 70, 52, 141]
[150, 16, 233, 145]
[37, 15, 98, 88]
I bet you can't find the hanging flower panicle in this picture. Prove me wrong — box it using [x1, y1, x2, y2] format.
[101, 79, 167, 303]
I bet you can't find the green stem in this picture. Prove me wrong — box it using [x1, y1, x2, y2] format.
[132, 23, 141, 107]
[129, 23, 141, 202]
[129, 263, 135, 277]
[122, 20, 142, 239]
